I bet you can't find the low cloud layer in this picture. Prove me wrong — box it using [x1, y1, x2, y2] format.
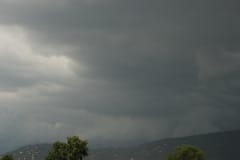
[0, 0, 239, 153]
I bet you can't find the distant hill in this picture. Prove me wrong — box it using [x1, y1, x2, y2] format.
[5, 129, 240, 160]
[6, 144, 51, 160]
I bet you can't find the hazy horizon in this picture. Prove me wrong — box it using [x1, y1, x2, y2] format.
[2, 128, 239, 154]
[0, 0, 239, 153]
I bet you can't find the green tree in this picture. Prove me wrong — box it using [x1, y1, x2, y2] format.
[46, 136, 88, 160]
[46, 142, 68, 160]
[167, 145, 205, 160]
[1, 155, 14, 160]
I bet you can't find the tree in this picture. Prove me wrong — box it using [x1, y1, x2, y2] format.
[167, 145, 205, 160]
[46, 136, 88, 160]
[46, 142, 68, 160]
[1, 155, 14, 160]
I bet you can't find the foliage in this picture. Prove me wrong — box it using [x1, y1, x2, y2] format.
[1, 155, 14, 160]
[167, 145, 205, 160]
[46, 136, 88, 160]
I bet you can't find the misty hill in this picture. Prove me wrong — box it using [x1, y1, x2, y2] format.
[6, 144, 51, 160]
[6, 129, 240, 160]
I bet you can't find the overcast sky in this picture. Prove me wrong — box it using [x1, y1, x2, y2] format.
[0, 0, 239, 153]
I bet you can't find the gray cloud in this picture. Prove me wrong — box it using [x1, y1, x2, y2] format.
[0, 0, 239, 153]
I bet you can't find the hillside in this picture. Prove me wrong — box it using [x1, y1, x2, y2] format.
[5, 129, 240, 160]
[7, 144, 51, 160]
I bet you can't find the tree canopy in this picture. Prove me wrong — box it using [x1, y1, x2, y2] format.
[46, 136, 88, 160]
[167, 145, 205, 160]
[1, 155, 14, 160]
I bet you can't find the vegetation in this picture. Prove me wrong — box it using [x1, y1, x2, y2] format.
[1, 155, 14, 160]
[46, 136, 88, 160]
[167, 145, 205, 160]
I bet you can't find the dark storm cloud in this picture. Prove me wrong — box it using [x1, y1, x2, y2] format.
[0, 0, 239, 152]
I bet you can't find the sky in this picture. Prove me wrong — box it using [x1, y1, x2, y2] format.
[0, 0, 240, 153]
